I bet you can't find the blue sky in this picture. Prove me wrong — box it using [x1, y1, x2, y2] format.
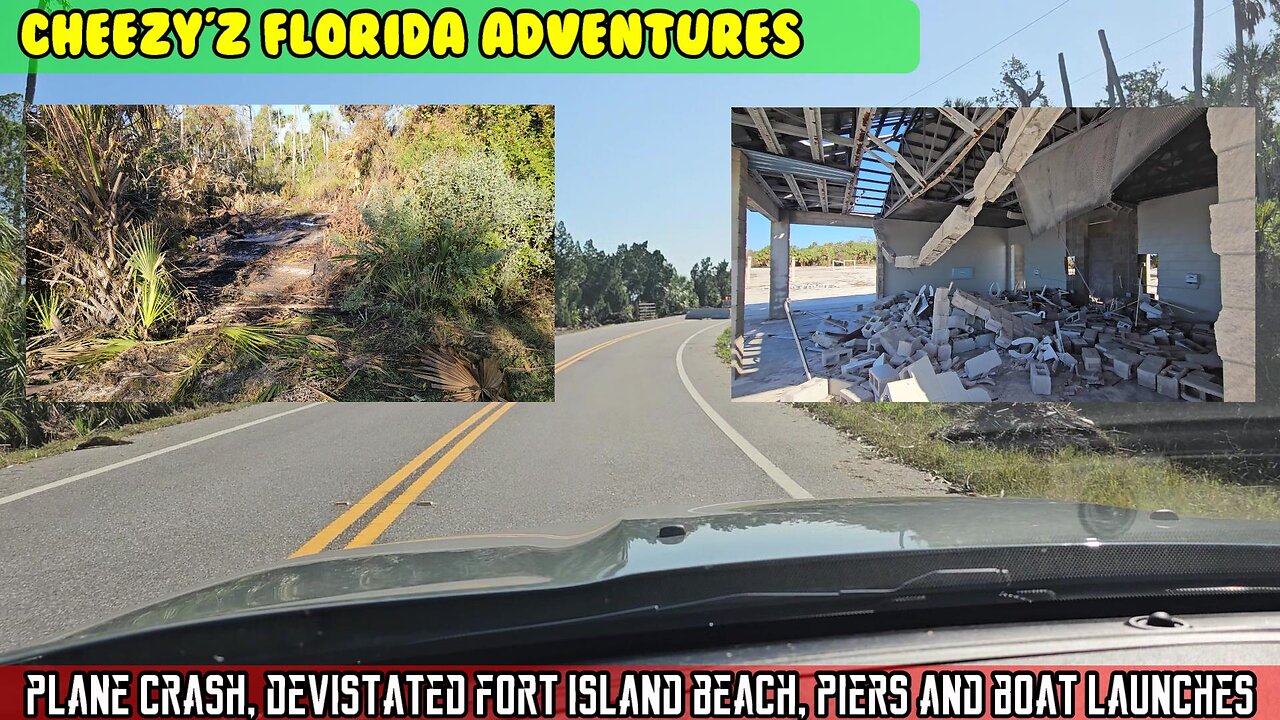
[1, 0, 1258, 274]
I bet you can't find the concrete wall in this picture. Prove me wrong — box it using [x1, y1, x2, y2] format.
[1137, 186, 1220, 322]
[1011, 224, 1070, 290]
[1207, 107, 1257, 402]
[879, 219, 1009, 296]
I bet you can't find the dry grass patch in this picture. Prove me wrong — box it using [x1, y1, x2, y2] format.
[804, 403, 1280, 521]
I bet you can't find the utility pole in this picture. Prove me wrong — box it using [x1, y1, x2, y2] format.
[1193, 0, 1205, 106]
[1099, 29, 1127, 107]
[1058, 52, 1074, 106]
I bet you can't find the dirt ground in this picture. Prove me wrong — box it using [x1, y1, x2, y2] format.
[27, 208, 348, 402]
[746, 264, 876, 304]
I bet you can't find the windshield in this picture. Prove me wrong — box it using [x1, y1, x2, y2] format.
[1, 0, 1280, 659]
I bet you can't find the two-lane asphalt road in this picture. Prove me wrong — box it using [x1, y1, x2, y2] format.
[0, 317, 941, 652]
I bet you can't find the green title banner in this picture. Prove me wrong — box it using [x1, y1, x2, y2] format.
[6, 0, 919, 73]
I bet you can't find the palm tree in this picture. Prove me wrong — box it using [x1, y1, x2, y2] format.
[24, 0, 71, 112]
[1219, 40, 1280, 108]
[1232, 0, 1280, 104]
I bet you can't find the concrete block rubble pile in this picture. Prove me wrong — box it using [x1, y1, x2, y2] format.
[804, 284, 1224, 403]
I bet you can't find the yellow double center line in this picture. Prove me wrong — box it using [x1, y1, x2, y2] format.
[290, 320, 684, 557]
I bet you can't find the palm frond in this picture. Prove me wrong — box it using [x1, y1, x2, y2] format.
[28, 291, 64, 334]
[408, 346, 506, 402]
[217, 323, 307, 363]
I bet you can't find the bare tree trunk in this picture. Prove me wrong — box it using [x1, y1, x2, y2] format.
[1194, 0, 1205, 106]
[243, 105, 253, 159]
[24, 58, 37, 114]
[1058, 53, 1074, 106]
[24, 0, 49, 113]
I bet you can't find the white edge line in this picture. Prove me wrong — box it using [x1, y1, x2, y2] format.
[0, 403, 323, 507]
[675, 323, 814, 500]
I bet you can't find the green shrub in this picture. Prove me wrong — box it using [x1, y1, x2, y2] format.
[341, 150, 552, 327]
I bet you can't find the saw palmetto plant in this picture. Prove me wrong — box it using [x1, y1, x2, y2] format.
[0, 215, 26, 444]
[124, 225, 181, 339]
[26, 105, 169, 332]
[27, 290, 64, 335]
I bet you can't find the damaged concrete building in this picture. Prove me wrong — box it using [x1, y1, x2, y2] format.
[730, 106, 1256, 403]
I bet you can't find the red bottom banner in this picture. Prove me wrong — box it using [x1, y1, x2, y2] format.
[0, 666, 1268, 719]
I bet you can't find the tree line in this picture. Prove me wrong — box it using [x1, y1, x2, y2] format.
[555, 222, 728, 328]
[751, 239, 877, 268]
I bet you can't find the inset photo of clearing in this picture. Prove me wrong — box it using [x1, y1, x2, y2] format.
[24, 104, 554, 403]
[731, 106, 1256, 403]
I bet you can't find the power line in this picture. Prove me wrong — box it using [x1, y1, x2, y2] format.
[896, 0, 1075, 105]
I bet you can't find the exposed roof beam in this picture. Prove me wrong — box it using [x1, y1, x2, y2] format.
[744, 109, 807, 212]
[917, 107, 1065, 266]
[841, 183, 855, 215]
[886, 108, 1008, 217]
[789, 209, 876, 228]
[745, 108, 785, 155]
[802, 107, 825, 162]
[733, 111, 861, 150]
[750, 169, 783, 212]
[937, 106, 980, 137]
[866, 153, 913, 195]
[742, 168, 781, 222]
[803, 107, 829, 212]
[785, 175, 809, 210]
[844, 108, 874, 214]
[865, 133, 927, 186]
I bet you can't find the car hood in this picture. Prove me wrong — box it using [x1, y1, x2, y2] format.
[71, 496, 1280, 640]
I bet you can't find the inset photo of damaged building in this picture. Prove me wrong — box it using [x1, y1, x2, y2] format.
[730, 107, 1256, 403]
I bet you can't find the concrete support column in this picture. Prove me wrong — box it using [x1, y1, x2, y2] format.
[768, 215, 791, 320]
[731, 150, 749, 346]
[1207, 107, 1257, 402]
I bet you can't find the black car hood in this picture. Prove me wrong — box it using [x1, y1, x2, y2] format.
[69, 496, 1280, 641]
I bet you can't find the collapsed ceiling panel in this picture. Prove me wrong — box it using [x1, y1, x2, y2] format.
[1013, 107, 1204, 237]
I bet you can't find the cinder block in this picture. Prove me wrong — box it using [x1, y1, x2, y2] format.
[975, 333, 996, 348]
[822, 346, 855, 367]
[781, 378, 832, 403]
[1210, 199, 1259, 257]
[1029, 361, 1052, 395]
[953, 337, 978, 354]
[964, 349, 1002, 378]
[1208, 107, 1258, 154]
[1080, 347, 1103, 374]
[838, 384, 874, 403]
[1219, 252, 1257, 312]
[869, 364, 899, 397]
[1214, 144, 1257, 202]
[1109, 349, 1143, 379]
[1136, 356, 1168, 390]
[1156, 364, 1189, 399]
[1180, 371, 1225, 402]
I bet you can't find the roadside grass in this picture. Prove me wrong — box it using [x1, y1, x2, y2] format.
[715, 327, 732, 365]
[803, 403, 1280, 521]
[0, 403, 247, 468]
